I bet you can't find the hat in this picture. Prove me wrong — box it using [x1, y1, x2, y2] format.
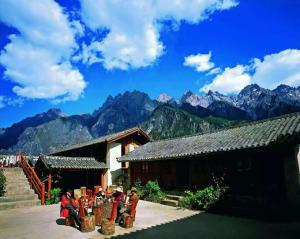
[130, 187, 137, 192]
[116, 187, 123, 193]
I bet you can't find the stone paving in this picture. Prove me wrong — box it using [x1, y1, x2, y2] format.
[0, 200, 199, 239]
[1, 200, 300, 239]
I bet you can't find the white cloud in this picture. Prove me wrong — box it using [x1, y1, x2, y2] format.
[207, 67, 222, 75]
[79, 0, 238, 70]
[184, 52, 215, 72]
[198, 49, 300, 94]
[0, 0, 86, 102]
[201, 65, 251, 94]
[0, 95, 24, 108]
[252, 49, 300, 89]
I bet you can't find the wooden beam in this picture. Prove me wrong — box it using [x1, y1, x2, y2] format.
[47, 171, 52, 200]
[101, 171, 105, 189]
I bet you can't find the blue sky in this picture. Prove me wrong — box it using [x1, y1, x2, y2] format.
[0, 0, 300, 127]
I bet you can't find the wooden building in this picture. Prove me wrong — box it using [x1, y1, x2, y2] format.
[35, 156, 108, 194]
[118, 113, 300, 213]
[46, 127, 150, 191]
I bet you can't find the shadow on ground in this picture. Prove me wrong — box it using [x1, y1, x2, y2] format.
[112, 212, 300, 239]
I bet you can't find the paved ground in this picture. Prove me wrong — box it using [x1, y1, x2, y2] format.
[1, 201, 300, 239]
[0, 200, 198, 239]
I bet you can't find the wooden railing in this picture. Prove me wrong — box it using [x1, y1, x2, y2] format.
[19, 154, 45, 204]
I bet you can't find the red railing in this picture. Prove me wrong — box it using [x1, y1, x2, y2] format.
[19, 154, 45, 204]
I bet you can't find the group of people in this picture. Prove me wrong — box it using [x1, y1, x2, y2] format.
[60, 186, 139, 230]
[0, 155, 19, 167]
[112, 186, 138, 224]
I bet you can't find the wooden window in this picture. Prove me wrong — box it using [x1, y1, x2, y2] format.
[122, 162, 129, 168]
[141, 162, 149, 173]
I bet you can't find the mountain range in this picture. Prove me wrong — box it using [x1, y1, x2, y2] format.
[0, 84, 299, 155]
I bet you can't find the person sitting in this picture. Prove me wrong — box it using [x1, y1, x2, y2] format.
[113, 187, 124, 223]
[60, 189, 81, 230]
[94, 187, 106, 207]
[117, 187, 139, 223]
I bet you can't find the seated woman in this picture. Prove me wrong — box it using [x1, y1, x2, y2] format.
[113, 187, 124, 223]
[94, 187, 106, 206]
[117, 187, 139, 223]
[60, 189, 81, 229]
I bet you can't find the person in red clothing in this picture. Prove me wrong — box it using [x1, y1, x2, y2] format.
[60, 189, 81, 229]
[113, 187, 124, 223]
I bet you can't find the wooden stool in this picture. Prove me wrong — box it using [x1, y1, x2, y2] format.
[81, 215, 95, 233]
[93, 207, 103, 226]
[102, 201, 113, 219]
[101, 219, 115, 235]
[120, 213, 133, 228]
[65, 217, 75, 227]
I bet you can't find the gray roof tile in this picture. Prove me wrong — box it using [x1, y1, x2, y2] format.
[52, 127, 149, 154]
[118, 112, 300, 162]
[39, 155, 108, 170]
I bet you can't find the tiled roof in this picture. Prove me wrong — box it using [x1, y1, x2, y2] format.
[27, 156, 39, 166]
[118, 112, 300, 162]
[52, 127, 149, 154]
[38, 155, 108, 170]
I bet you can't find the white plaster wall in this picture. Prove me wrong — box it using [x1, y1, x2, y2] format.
[106, 142, 122, 185]
[129, 144, 135, 152]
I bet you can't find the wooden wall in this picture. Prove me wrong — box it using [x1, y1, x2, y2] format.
[129, 145, 294, 200]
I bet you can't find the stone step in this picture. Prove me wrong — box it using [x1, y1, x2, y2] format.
[4, 179, 27, 183]
[1, 167, 22, 172]
[5, 181, 29, 186]
[5, 184, 30, 192]
[161, 199, 179, 207]
[4, 175, 28, 180]
[0, 199, 41, 210]
[0, 194, 38, 203]
[3, 173, 26, 179]
[165, 195, 183, 201]
[4, 179, 26, 183]
[3, 173, 26, 177]
[3, 172, 27, 176]
[5, 177, 28, 182]
[5, 185, 29, 190]
[5, 188, 35, 196]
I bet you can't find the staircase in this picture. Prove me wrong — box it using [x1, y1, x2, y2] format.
[161, 195, 183, 207]
[0, 168, 40, 210]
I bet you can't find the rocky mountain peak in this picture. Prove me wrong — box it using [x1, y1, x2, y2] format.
[181, 90, 194, 102]
[157, 93, 173, 103]
[45, 108, 66, 117]
[238, 84, 265, 97]
[273, 84, 292, 93]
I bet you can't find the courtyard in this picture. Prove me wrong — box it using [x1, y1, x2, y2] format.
[0, 200, 300, 239]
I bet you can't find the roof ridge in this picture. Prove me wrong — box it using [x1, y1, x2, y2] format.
[52, 126, 143, 154]
[150, 112, 300, 143]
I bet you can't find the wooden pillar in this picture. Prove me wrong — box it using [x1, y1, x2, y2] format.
[48, 171, 52, 200]
[101, 171, 105, 189]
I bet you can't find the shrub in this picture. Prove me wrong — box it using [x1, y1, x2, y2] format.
[0, 170, 6, 196]
[178, 190, 194, 209]
[133, 178, 143, 197]
[179, 177, 228, 210]
[193, 185, 219, 210]
[142, 180, 166, 203]
[45, 187, 61, 205]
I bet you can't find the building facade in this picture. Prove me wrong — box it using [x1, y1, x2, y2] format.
[119, 113, 300, 213]
[42, 127, 150, 190]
